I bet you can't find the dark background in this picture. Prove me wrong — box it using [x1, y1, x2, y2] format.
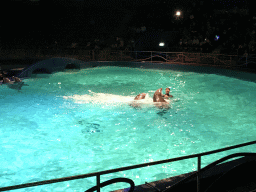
[1, 0, 252, 52]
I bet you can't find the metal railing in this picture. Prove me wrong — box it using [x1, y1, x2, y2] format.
[162, 152, 256, 192]
[1, 140, 256, 192]
[0, 49, 240, 66]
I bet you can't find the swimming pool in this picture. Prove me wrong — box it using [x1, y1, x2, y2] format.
[1, 64, 256, 191]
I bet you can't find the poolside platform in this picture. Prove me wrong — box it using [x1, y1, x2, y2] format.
[114, 156, 256, 192]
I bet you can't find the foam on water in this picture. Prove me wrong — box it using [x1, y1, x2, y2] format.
[64, 91, 135, 104]
[63, 91, 175, 108]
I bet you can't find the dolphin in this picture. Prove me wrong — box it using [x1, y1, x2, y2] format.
[153, 88, 170, 109]
[134, 93, 147, 100]
[153, 88, 167, 102]
[129, 93, 148, 109]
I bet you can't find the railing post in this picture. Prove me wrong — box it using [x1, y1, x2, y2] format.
[97, 174, 100, 192]
[197, 53, 200, 64]
[197, 156, 201, 192]
[151, 51, 153, 62]
[246, 53, 248, 67]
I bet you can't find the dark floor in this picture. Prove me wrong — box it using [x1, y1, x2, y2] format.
[114, 156, 256, 192]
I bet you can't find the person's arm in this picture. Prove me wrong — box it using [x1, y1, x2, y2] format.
[163, 94, 173, 98]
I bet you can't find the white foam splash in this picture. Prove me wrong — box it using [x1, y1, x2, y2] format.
[63, 92, 171, 106]
[64, 92, 134, 104]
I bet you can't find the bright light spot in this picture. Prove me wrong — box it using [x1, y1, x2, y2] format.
[176, 11, 181, 16]
[159, 42, 165, 47]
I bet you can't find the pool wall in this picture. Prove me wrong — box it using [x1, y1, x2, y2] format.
[79, 60, 256, 83]
[18, 57, 191, 78]
[17, 57, 256, 83]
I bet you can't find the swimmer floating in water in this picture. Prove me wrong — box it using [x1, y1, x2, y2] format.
[2, 75, 28, 91]
[163, 87, 173, 98]
[3, 76, 11, 83]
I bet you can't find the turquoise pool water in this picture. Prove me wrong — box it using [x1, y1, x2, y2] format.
[1, 65, 256, 191]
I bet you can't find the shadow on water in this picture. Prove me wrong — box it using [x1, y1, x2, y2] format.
[7, 82, 29, 91]
[156, 108, 170, 119]
[79, 121, 101, 134]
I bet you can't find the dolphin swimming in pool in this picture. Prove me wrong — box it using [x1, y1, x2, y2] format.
[134, 93, 147, 100]
[153, 88, 167, 102]
[153, 88, 170, 109]
[129, 93, 148, 109]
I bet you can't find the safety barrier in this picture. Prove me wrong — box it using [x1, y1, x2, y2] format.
[0, 49, 240, 66]
[1, 140, 256, 192]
